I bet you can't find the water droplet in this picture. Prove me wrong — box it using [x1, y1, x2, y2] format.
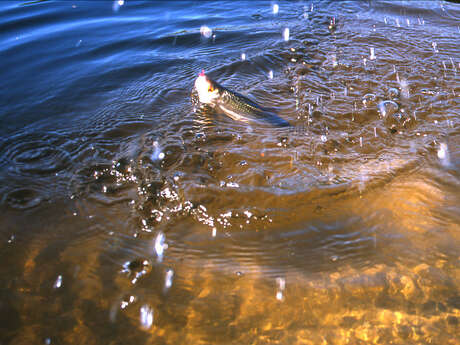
[75, 39, 82, 47]
[140, 305, 154, 329]
[164, 269, 174, 290]
[268, 70, 273, 79]
[276, 277, 285, 290]
[154, 232, 166, 262]
[241, 53, 246, 61]
[272, 4, 279, 14]
[432, 41, 439, 53]
[112, 0, 124, 12]
[151, 141, 164, 161]
[328, 17, 336, 31]
[226, 182, 239, 188]
[54, 275, 63, 289]
[212, 227, 217, 237]
[276, 277, 285, 301]
[283, 28, 290, 41]
[7, 234, 15, 244]
[200, 25, 212, 38]
[399, 78, 410, 99]
[320, 135, 327, 142]
[369, 47, 376, 60]
[119, 294, 137, 310]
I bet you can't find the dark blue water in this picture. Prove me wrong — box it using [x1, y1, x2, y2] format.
[1, 1, 459, 344]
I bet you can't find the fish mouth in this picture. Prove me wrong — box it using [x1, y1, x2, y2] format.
[194, 72, 219, 105]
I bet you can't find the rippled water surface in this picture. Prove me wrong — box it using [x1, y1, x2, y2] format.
[1, 1, 459, 344]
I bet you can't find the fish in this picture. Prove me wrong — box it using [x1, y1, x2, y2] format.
[193, 70, 291, 127]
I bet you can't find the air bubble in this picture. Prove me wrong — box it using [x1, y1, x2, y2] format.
[378, 100, 399, 118]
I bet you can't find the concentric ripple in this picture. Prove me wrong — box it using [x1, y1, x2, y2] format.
[0, 132, 72, 176]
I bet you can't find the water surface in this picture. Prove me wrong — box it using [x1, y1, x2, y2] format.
[1, 1, 459, 344]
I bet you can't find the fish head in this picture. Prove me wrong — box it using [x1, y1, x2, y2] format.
[194, 70, 219, 105]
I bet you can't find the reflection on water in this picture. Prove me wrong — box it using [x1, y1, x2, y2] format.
[0, 0, 459, 344]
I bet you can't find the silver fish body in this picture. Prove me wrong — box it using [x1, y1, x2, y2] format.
[194, 74, 291, 127]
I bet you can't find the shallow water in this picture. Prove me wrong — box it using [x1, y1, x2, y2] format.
[1, 0, 459, 344]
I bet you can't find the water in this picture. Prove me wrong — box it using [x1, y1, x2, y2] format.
[1, 0, 459, 344]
